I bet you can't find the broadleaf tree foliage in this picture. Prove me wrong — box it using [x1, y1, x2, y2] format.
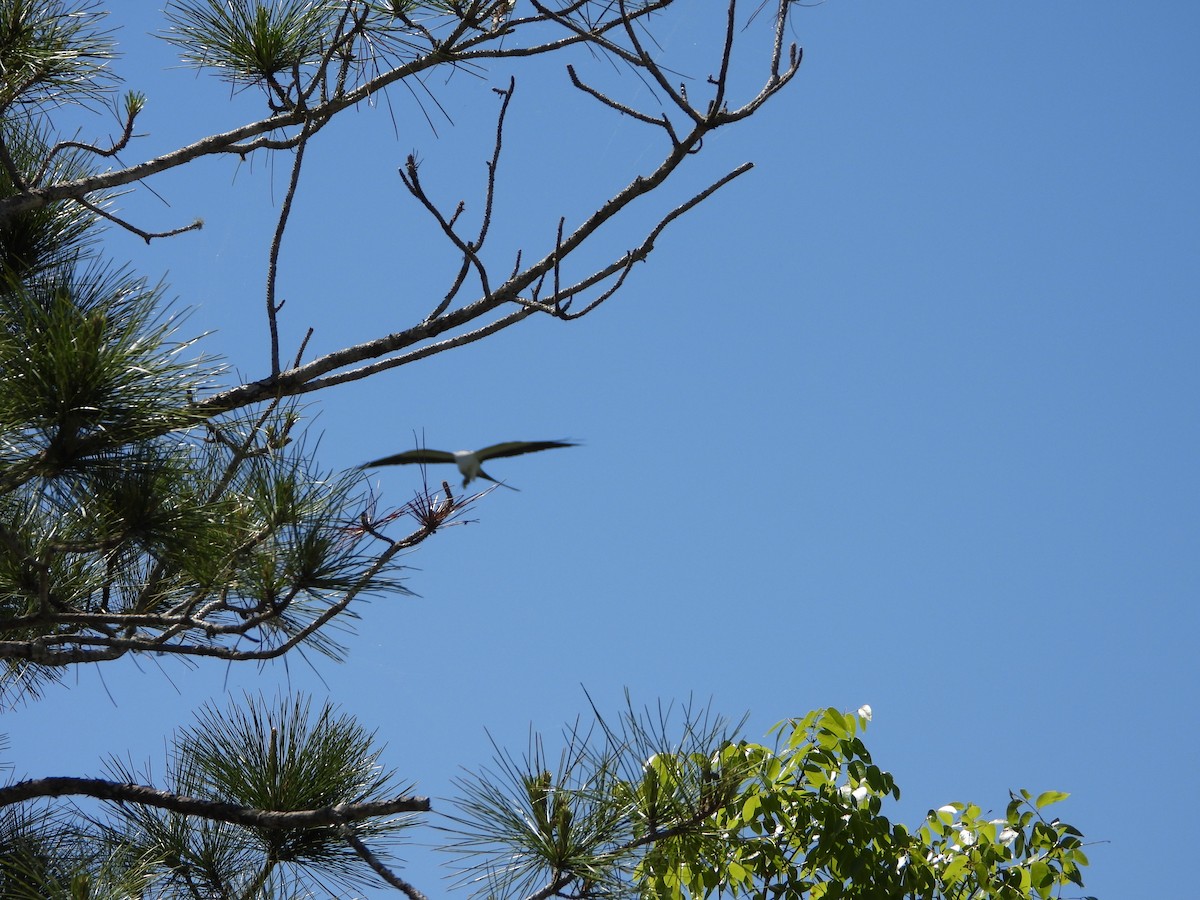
[0, 2, 1091, 897]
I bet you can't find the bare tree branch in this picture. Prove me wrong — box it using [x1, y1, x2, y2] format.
[34, 100, 141, 186]
[0, 776, 430, 825]
[266, 118, 316, 376]
[75, 195, 202, 243]
[0, 1, 677, 220]
[346, 831, 431, 900]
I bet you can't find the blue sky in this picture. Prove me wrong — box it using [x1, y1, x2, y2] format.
[5, 3, 1198, 897]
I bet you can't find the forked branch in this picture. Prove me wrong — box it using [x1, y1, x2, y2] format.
[198, 0, 799, 412]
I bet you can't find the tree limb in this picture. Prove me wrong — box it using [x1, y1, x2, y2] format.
[0, 776, 429, 826]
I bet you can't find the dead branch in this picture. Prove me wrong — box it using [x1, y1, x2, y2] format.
[198, 0, 799, 413]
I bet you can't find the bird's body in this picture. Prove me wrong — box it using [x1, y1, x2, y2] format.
[362, 440, 577, 490]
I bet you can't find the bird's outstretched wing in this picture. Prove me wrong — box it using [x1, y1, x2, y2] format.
[361, 449, 457, 468]
[475, 440, 578, 461]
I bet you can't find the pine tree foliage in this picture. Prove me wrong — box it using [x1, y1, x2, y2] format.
[445, 703, 1090, 900]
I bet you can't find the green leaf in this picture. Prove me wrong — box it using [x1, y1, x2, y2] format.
[1034, 790, 1070, 809]
[824, 708, 850, 737]
[941, 855, 968, 883]
[1031, 858, 1053, 898]
[742, 794, 762, 824]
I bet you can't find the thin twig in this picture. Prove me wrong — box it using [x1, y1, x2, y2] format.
[345, 832, 431, 900]
[266, 119, 314, 376]
[74, 196, 202, 244]
[35, 105, 140, 185]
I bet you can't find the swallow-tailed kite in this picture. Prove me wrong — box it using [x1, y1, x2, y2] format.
[361, 440, 578, 490]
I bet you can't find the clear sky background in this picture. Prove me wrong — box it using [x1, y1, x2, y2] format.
[5, 3, 1198, 898]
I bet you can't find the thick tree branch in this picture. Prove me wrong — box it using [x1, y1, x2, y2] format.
[198, 137, 758, 414]
[0, 776, 429, 825]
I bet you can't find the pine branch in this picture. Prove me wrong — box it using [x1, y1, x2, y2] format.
[0, 776, 430, 826]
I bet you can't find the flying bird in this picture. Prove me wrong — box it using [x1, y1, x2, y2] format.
[361, 440, 578, 490]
